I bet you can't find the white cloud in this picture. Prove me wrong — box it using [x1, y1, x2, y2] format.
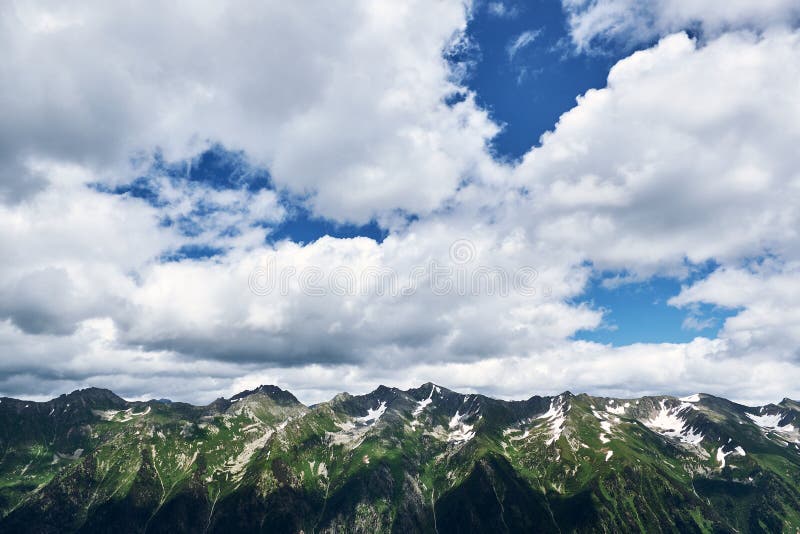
[681, 314, 716, 332]
[562, 0, 800, 50]
[119, 226, 599, 365]
[146, 175, 286, 251]
[2, 3, 800, 405]
[507, 29, 541, 59]
[670, 261, 800, 361]
[512, 30, 800, 277]
[487, 2, 519, 19]
[0, 0, 498, 223]
[4, 312, 799, 406]
[0, 318, 253, 402]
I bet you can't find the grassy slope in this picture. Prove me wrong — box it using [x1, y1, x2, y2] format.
[0, 386, 799, 532]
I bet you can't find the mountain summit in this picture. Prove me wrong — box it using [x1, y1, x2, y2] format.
[1, 385, 799, 532]
[229, 384, 301, 406]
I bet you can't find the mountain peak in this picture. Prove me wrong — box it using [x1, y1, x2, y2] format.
[407, 382, 449, 396]
[330, 392, 352, 403]
[230, 384, 300, 406]
[59, 387, 127, 408]
[371, 384, 397, 396]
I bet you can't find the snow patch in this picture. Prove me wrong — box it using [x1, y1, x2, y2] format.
[93, 409, 121, 421]
[593, 408, 620, 444]
[606, 403, 625, 415]
[746, 412, 795, 433]
[447, 410, 476, 444]
[327, 402, 387, 449]
[605, 450, 613, 462]
[716, 445, 746, 468]
[118, 406, 151, 422]
[538, 399, 568, 446]
[356, 401, 387, 424]
[599, 421, 613, 443]
[410, 386, 435, 430]
[643, 401, 703, 445]
[412, 386, 435, 417]
[680, 394, 701, 403]
[716, 447, 727, 468]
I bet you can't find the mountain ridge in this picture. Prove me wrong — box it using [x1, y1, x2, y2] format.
[2, 383, 795, 410]
[1, 383, 799, 532]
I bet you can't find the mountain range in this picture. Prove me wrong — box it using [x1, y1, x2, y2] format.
[1, 384, 799, 533]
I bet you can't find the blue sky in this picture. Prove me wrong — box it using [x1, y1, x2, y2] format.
[573, 274, 739, 345]
[461, 0, 619, 159]
[145, 141, 735, 345]
[457, 1, 716, 345]
[2, 0, 799, 403]
[106, 0, 721, 347]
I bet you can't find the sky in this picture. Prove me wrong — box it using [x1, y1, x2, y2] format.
[1, 0, 800, 405]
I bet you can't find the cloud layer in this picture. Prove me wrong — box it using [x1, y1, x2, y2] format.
[0, 1, 799, 405]
[0, 0, 496, 222]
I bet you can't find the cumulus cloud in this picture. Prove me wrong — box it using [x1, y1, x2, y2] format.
[0, 0, 498, 222]
[562, 0, 800, 50]
[670, 261, 800, 361]
[0, 318, 254, 403]
[118, 226, 599, 366]
[4, 314, 799, 406]
[512, 30, 800, 277]
[2, 2, 800, 405]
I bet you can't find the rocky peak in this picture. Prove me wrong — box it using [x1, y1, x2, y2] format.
[230, 384, 301, 406]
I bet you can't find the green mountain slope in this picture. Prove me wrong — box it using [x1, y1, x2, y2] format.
[1, 384, 799, 533]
